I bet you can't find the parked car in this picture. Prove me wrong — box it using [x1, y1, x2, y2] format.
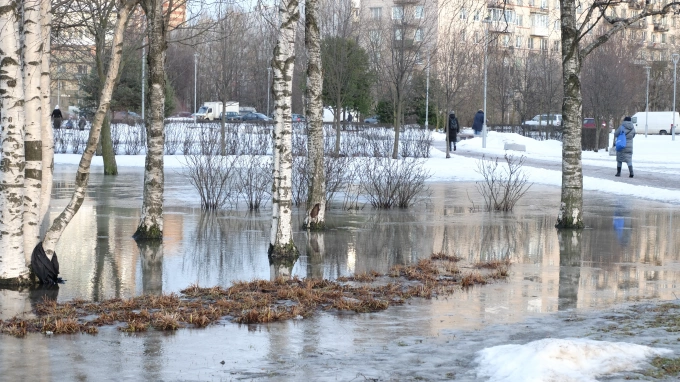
[113, 110, 142, 124]
[583, 118, 607, 129]
[292, 114, 306, 122]
[523, 114, 562, 126]
[364, 115, 379, 124]
[220, 111, 242, 121]
[242, 112, 271, 122]
[171, 111, 193, 118]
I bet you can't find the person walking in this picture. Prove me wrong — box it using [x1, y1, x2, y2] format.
[51, 105, 63, 130]
[472, 109, 484, 136]
[614, 116, 636, 178]
[448, 111, 460, 151]
[78, 115, 87, 130]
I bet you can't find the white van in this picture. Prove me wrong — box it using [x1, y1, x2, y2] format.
[523, 114, 562, 126]
[631, 111, 680, 135]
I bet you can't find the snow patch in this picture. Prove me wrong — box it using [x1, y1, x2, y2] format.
[476, 338, 671, 382]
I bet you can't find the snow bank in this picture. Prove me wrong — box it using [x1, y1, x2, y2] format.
[475, 338, 671, 382]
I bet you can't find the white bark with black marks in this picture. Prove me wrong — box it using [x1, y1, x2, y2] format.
[134, 0, 167, 240]
[305, 0, 325, 228]
[0, 0, 28, 280]
[269, 0, 299, 255]
[22, 0, 45, 262]
[42, 0, 135, 258]
[38, 0, 53, 224]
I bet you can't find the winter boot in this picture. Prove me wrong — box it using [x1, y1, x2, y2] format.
[629, 166, 634, 178]
[454, 145, 457, 151]
[615, 167, 621, 177]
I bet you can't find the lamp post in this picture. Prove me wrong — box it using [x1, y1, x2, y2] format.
[482, 19, 490, 149]
[425, 50, 430, 129]
[673, 53, 679, 141]
[644, 66, 650, 138]
[194, 52, 198, 126]
[267, 67, 272, 117]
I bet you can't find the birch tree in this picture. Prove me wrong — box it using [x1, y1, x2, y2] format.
[0, 0, 28, 281]
[304, 0, 326, 230]
[133, 0, 168, 240]
[269, 0, 299, 258]
[42, 0, 137, 257]
[22, 0, 47, 262]
[556, 0, 679, 229]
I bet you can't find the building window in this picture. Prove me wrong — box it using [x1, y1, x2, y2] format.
[517, 0, 523, 5]
[516, 36, 522, 48]
[473, 11, 480, 21]
[552, 40, 560, 52]
[370, 7, 382, 20]
[540, 0, 548, 8]
[460, 8, 467, 20]
[415, 52, 423, 65]
[652, 33, 657, 43]
[369, 30, 381, 45]
[516, 15, 523, 26]
[502, 35, 510, 47]
[394, 28, 403, 40]
[414, 28, 423, 41]
[392, 6, 403, 20]
[621, 9, 627, 18]
[415, 5, 424, 19]
[533, 13, 549, 28]
[528, 37, 534, 49]
[474, 31, 481, 44]
[540, 38, 548, 50]
[642, 31, 647, 41]
[554, 20, 560, 30]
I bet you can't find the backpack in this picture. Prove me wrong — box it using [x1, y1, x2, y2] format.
[615, 129, 627, 151]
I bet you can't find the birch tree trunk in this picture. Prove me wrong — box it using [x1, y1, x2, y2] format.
[39, 0, 53, 224]
[42, 0, 135, 258]
[556, 0, 584, 229]
[269, 0, 299, 258]
[304, 0, 326, 230]
[134, 0, 167, 241]
[22, 0, 45, 262]
[0, 0, 29, 281]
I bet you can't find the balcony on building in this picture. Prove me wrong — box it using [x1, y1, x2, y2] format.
[654, 23, 669, 32]
[629, 19, 648, 29]
[489, 21, 515, 33]
[530, 25, 549, 37]
[648, 41, 667, 50]
[488, 0, 513, 8]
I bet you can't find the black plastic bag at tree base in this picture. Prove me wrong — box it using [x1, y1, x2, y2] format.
[31, 242, 64, 284]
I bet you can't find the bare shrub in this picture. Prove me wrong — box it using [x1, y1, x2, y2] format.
[291, 155, 308, 206]
[236, 155, 272, 210]
[399, 128, 432, 158]
[475, 154, 532, 212]
[54, 129, 68, 153]
[182, 128, 196, 155]
[124, 124, 145, 155]
[181, 134, 240, 210]
[358, 158, 431, 208]
[359, 128, 393, 158]
[70, 130, 87, 154]
[165, 122, 183, 155]
[111, 123, 122, 154]
[325, 156, 353, 207]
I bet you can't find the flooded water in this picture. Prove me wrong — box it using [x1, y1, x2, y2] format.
[3, 164, 680, 380]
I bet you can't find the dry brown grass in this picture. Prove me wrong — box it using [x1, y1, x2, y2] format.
[3, 252, 510, 336]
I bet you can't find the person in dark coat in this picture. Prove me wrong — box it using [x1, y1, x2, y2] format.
[472, 109, 484, 135]
[51, 105, 63, 130]
[78, 115, 86, 130]
[614, 116, 636, 178]
[448, 111, 460, 151]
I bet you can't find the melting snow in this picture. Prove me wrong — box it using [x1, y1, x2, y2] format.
[476, 338, 671, 382]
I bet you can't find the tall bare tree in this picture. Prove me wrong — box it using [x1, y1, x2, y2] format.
[304, 0, 326, 229]
[557, 0, 679, 228]
[269, 0, 300, 258]
[133, 0, 169, 240]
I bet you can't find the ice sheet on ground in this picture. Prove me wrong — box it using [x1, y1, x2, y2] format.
[475, 338, 672, 382]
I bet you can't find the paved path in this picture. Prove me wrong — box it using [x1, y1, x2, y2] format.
[432, 140, 680, 192]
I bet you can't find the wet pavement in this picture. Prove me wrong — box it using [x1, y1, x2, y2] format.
[2, 163, 680, 380]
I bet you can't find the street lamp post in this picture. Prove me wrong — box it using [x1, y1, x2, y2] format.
[194, 52, 198, 126]
[482, 20, 490, 149]
[425, 51, 430, 129]
[267, 67, 272, 117]
[673, 53, 679, 141]
[644, 66, 651, 138]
